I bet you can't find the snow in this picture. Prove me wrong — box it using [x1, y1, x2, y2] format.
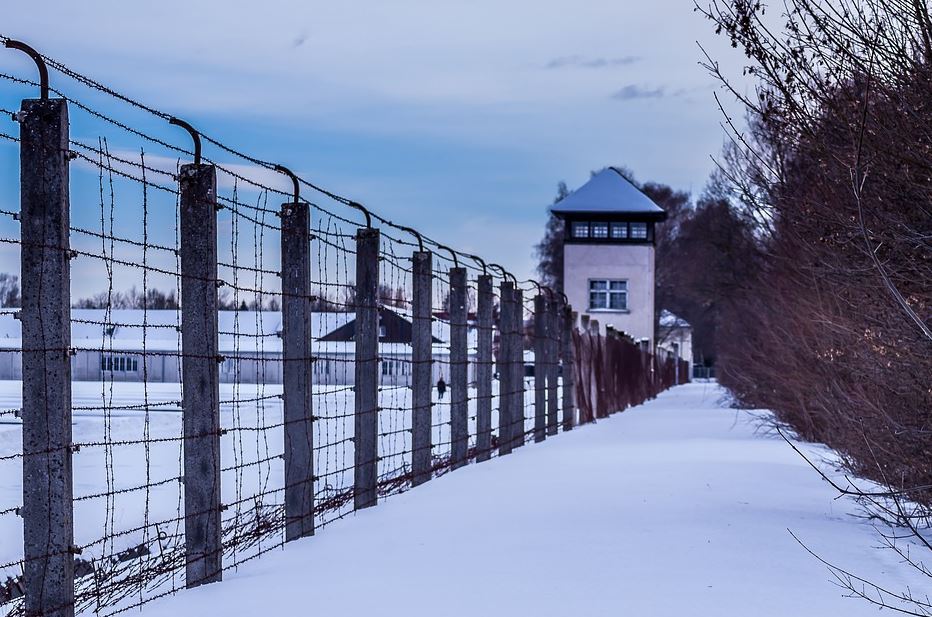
[118, 382, 924, 617]
[549, 167, 664, 215]
[0, 377, 525, 614]
[658, 308, 690, 329]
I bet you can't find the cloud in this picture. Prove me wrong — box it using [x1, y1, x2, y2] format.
[546, 55, 641, 69]
[612, 84, 666, 100]
[0, 0, 750, 284]
[70, 146, 298, 196]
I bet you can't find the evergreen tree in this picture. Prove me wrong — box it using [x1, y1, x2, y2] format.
[534, 181, 569, 293]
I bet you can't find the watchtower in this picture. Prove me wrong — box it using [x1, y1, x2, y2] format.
[550, 168, 667, 346]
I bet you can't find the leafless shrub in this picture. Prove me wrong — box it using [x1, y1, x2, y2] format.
[700, 0, 932, 608]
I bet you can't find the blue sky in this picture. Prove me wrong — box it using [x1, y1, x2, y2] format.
[0, 0, 748, 290]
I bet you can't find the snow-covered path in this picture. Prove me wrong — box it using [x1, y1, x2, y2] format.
[137, 382, 920, 616]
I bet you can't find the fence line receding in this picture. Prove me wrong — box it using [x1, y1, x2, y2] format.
[0, 38, 689, 617]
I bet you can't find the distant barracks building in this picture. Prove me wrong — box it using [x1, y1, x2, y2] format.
[0, 308, 469, 386]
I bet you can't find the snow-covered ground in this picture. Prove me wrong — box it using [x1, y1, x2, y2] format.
[0, 377, 523, 612]
[123, 382, 925, 617]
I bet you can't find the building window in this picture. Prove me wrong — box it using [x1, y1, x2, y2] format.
[589, 280, 628, 311]
[221, 357, 238, 375]
[571, 220, 650, 241]
[100, 354, 139, 373]
[315, 359, 331, 375]
[382, 360, 406, 376]
[571, 222, 589, 238]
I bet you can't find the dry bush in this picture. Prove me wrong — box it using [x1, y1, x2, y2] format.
[700, 0, 932, 609]
[702, 0, 932, 505]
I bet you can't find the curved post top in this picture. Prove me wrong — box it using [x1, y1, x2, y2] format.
[348, 200, 373, 229]
[434, 242, 459, 269]
[169, 117, 202, 166]
[5, 40, 49, 100]
[397, 225, 425, 253]
[274, 164, 300, 204]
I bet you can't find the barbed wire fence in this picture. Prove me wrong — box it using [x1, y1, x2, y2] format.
[0, 38, 688, 617]
[572, 316, 689, 423]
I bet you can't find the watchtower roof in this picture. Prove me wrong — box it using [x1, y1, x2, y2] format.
[550, 167, 666, 218]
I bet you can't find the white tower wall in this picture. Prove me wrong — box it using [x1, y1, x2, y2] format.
[564, 242, 655, 345]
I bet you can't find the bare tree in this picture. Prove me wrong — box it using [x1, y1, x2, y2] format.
[73, 287, 178, 310]
[700, 0, 932, 610]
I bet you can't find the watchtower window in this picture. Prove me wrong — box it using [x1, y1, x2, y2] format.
[589, 280, 628, 311]
[566, 219, 653, 242]
[571, 221, 589, 238]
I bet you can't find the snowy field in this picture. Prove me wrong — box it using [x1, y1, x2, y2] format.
[0, 378, 537, 615]
[115, 382, 927, 617]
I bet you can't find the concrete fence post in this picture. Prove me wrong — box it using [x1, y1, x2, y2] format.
[497, 281, 515, 456]
[19, 96, 74, 617]
[533, 294, 546, 443]
[511, 288, 525, 448]
[578, 314, 591, 423]
[590, 320, 604, 419]
[411, 251, 433, 486]
[545, 298, 559, 436]
[179, 162, 222, 588]
[280, 200, 314, 541]
[449, 267, 469, 469]
[673, 343, 680, 386]
[561, 308, 577, 431]
[354, 228, 380, 509]
[475, 274, 493, 462]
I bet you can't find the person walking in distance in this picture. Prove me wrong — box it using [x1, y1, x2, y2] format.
[436, 376, 447, 400]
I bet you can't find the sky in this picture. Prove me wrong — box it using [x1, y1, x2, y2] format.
[0, 0, 749, 290]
